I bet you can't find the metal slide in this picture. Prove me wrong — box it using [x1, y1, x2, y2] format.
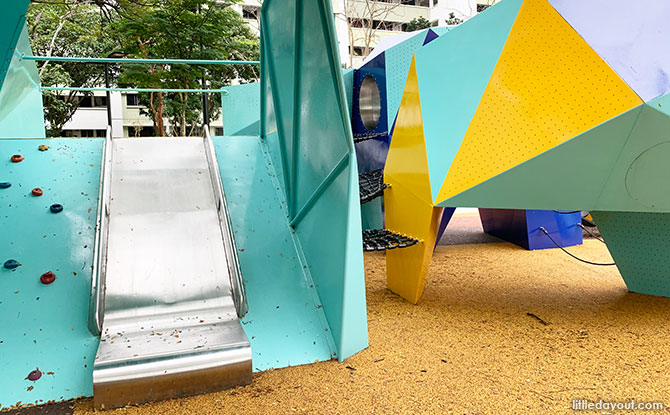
[88, 128, 251, 409]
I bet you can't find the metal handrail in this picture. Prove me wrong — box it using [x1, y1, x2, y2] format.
[20, 54, 260, 66]
[88, 126, 113, 335]
[41, 86, 226, 94]
[203, 127, 248, 318]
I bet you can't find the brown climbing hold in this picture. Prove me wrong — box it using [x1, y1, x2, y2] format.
[11, 154, 24, 163]
[27, 369, 41, 381]
[40, 271, 56, 285]
[31, 188, 43, 197]
[38, 145, 49, 151]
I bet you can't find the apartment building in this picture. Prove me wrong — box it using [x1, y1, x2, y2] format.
[61, 0, 495, 137]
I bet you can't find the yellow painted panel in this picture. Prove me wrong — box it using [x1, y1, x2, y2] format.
[435, 0, 643, 204]
[385, 184, 442, 304]
[383, 56, 440, 303]
[384, 56, 433, 205]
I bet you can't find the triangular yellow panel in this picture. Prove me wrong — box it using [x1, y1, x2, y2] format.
[435, 0, 642, 204]
[384, 56, 432, 205]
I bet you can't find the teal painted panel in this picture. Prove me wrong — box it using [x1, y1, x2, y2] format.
[221, 82, 260, 136]
[596, 104, 670, 213]
[592, 211, 670, 297]
[342, 68, 354, 116]
[294, 0, 349, 212]
[361, 197, 384, 230]
[214, 136, 336, 370]
[0, 25, 46, 139]
[0, 0, 30, 88]
[648, 92, 670, 116]
[0, 138, 102, 410]
[415, 0, 524, 201]
[437, 106, 642, 211]
[293, 155, 368, 360]
[384, 30, 429, 133]
[261, 0, 297, 208]
[431, 26, 452, 36]
[262, 0, 368, 359]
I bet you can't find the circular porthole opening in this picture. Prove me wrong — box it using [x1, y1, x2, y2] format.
[359, 75, 381, 131]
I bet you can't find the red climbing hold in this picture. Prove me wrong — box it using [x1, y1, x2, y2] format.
[11, 155, 24, 163]
[40, 271, 56, 285]
[32, 188, 43, 197]
[27, 369, 41, 381]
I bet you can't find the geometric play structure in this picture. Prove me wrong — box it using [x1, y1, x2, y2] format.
[350, 20, 583, 251]
[383, 0, 670, 303]
[0, 0, 367, 409]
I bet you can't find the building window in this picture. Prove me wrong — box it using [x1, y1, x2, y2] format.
[242, 5, 260, 20]
[126, 94, 141, 107]
[214, 127, 224, 136]
[63, 129, 107, 138]
[67, 95, 107, 108]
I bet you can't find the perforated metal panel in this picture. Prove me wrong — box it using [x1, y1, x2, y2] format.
[384, 31, 429, 132]
[436, 0, 642, 204]
[593, 211, 670, 297]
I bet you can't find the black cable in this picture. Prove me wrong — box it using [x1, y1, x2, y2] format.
[539, 227, 615, 266]
[552, 210, 581, 214]
[578, 223, 606, 243]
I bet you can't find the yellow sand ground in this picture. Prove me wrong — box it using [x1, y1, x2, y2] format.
[75, 240, 670, 414]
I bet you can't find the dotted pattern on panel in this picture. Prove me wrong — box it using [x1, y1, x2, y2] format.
[384, 32, 429, 132]
[435, 0, 642, 203]
[593, 211, 670, 297]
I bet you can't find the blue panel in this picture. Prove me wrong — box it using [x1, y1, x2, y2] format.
[423, 29, 439, 45]
[479, 208, 530, 249]
[0, 138, 102, 410]
[221, 82, 260, 136]
[0, 26, 46, 138]
[352, 53, 387, 136]
[547, 0, 670, 102]
[525, 210, 582, 250]
[214, 135, 335, 371]
[434, 207, 456, 249]
[479, 208, 582, 250]
[415, 0, 524, 201]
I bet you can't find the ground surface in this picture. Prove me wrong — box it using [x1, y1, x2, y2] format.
[8, 214, 668, 414]
[67, 214, 670, 415]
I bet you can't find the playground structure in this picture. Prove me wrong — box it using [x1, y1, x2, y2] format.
[376, 0, 670, 303]
[2, 0, 670, 410]
[1, 0, 367, 410]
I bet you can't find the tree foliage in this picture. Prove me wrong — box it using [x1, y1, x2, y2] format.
[28, 2, 116, 136]
[113, 0, 259, 136]
[27, 0, 259, 137]
[405, 16, 432, 32]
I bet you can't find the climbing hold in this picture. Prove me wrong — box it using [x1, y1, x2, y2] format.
[26, 369, 41, 381]
[3, 259, 20, 270]
[0, 182, 10, 189]
[38, 144, 49, 151]
[11, 154, 24, 163]
[40, 271, 56, 285]
[31, 188, 43, 197]
[50, 204, 63, 213]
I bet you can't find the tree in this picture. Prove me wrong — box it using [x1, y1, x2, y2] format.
[28, 2, 116, 136]
[342, 0, 401, 67]
[112, 0, 259, 136]
[405, 16, 432, 32]
[445, 12, 463, 25]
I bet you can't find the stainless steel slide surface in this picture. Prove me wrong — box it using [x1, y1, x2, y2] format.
[92, 137, 251, 409]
